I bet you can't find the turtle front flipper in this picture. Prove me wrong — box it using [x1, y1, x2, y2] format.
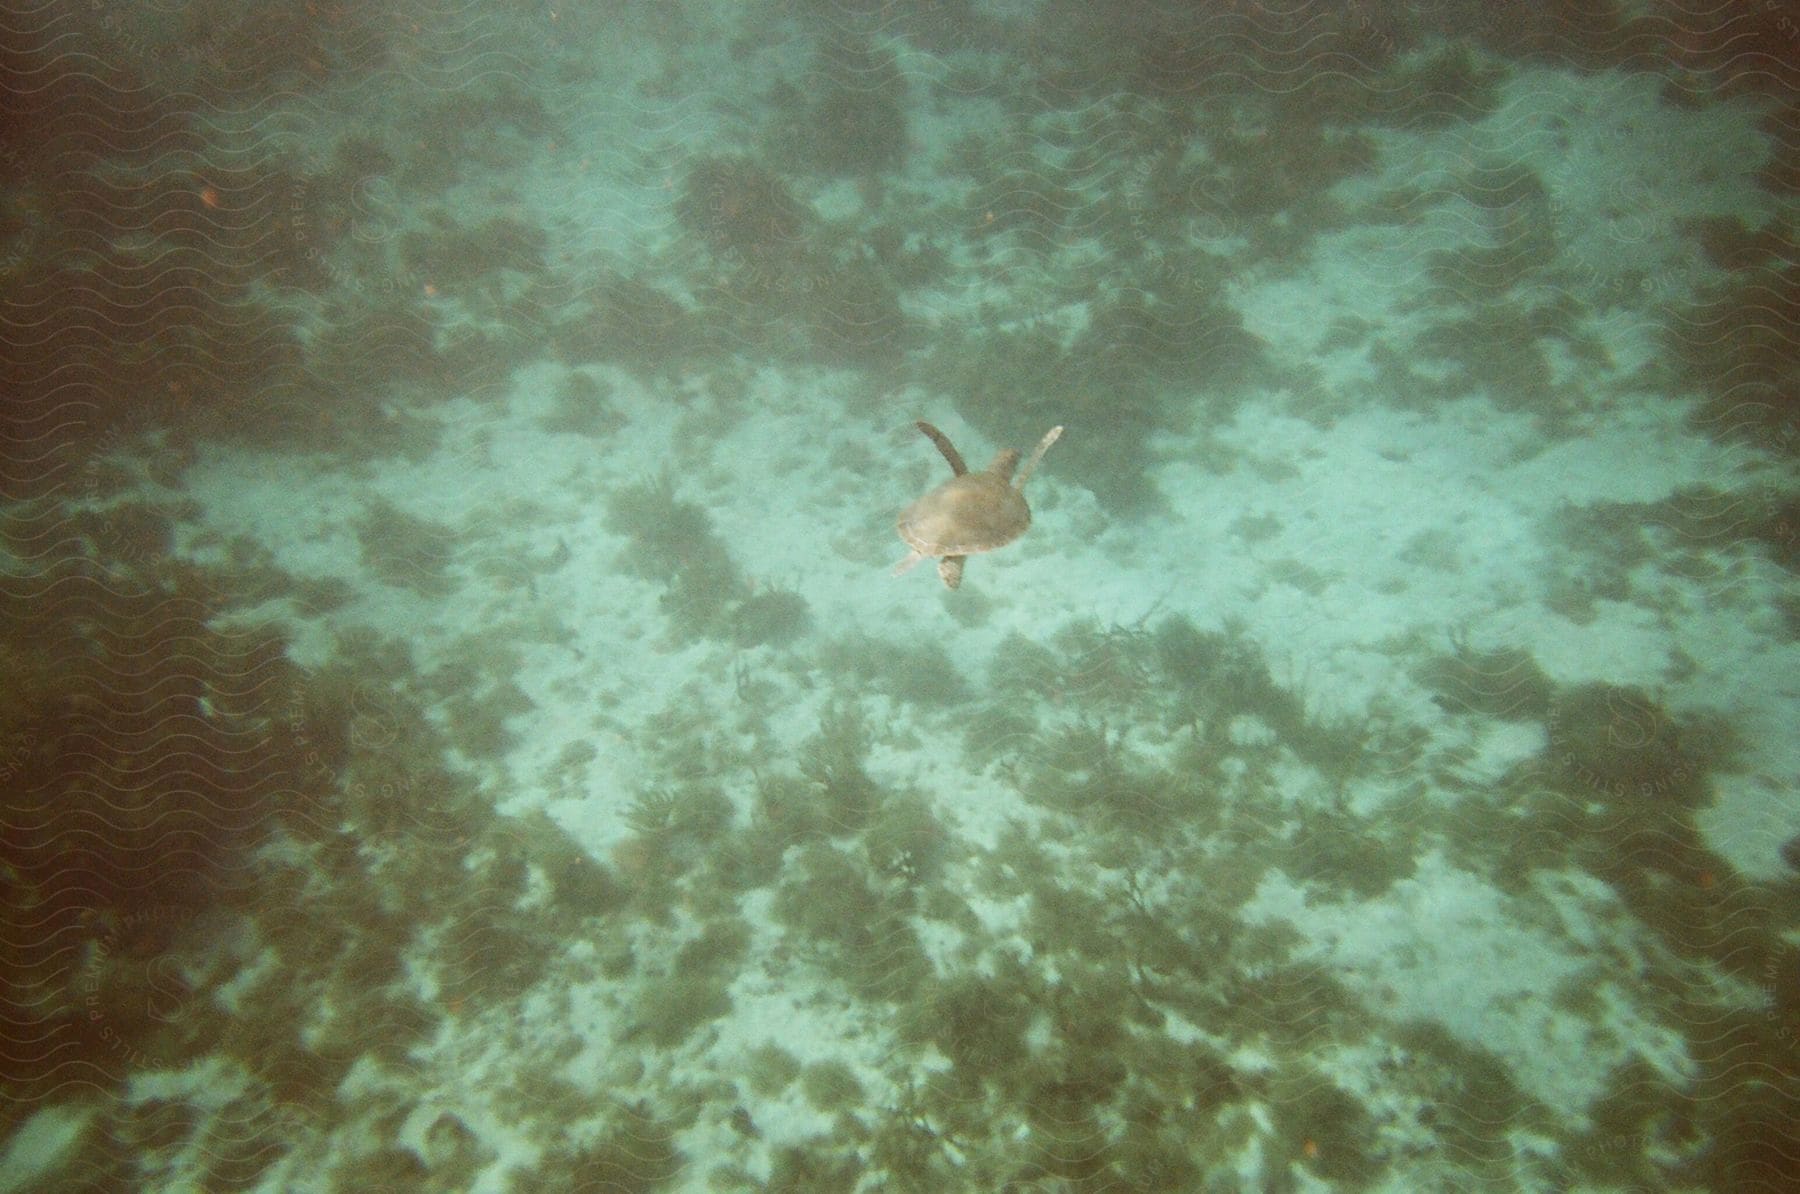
[915, 421, 968, 476]
[1015, 425, 1063, 489]
[892, 550, 927, 576]
[937, 555, 966, 589]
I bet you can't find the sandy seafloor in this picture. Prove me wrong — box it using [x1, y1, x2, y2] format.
[1, 2, 1797, 1191]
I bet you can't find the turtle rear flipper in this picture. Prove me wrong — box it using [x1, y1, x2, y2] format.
[938, 556, 966, 589]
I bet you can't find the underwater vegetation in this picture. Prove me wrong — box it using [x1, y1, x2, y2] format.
[731, 585, 813, 649]
[692, 602, 1444, 1187]
[796, 699, 885, 836]
[1545, 682, 1708, 810]
[1009, 619, 1158, 717]
[1413, 634, 1556, 721]
[772, 838, 933, 1004]
[630, 919, 750, 1048]
[676, 156, 810, 259]
[1417, 666, 1800, 1191]
[898, 574, 1735, 1191]
[673, 148, 916, 366]
[518, 1100, 683, 1193]
[799, 1058, 866, 1114]
[354, 497, 461, 597]
[1665, 240, 1796, 452]
[1149, 615, 1373, 776]
[899, 967, 1033, 1087]
[1536, 485, 1800, 631]
[1455, 694, 1777, 976]
[0, 495, 686, 1184]
[0, 529, 368, 1124]
[30, 498, 1781, 1189]
[553, 272, 708, 380]
[691, 237, 911, 369]
[967, 612, 1389, 846]
[0, 12, 543, 479]
[620, 781, 739, 897]
[767, 34, 909, 179]
[604, 471, 812, 648]
[1557, 983, 1800, 1193]
[400, 214, 547, 300]
[0, 563, 297, 1083]
[1425, 160, 1561, 300]
[817, 634, 970, 708]
[920, 271, 1269, 514]
[0, 238, 302, 491]
[1025, 715, 1189, 833]
[7, 4, 1793, 1186]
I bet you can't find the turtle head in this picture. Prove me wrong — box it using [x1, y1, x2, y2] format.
[986, 448, 1021, 482]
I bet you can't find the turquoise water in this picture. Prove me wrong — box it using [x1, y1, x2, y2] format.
[1, 3, 1795, 1190]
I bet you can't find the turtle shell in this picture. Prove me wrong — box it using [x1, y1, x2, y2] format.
[897, 471, 1031, 558]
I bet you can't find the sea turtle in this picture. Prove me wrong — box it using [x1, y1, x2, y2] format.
[894, 420, 1064, 590]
